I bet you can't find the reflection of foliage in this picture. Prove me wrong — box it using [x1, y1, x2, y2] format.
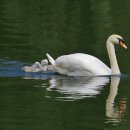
[118, 97, 127, 117]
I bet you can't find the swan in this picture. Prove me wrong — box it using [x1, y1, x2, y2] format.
[46, 34, 127, 76]
[41, 59, 48, 71]
[22, 60, 49, 72]
[41, 59, 55, 71]
[22, 62, 41, 72]
[22, 59, 55, 72]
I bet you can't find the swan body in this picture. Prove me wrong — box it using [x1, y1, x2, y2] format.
[47, 34, 127, 76]
[52, 53, 111, 76]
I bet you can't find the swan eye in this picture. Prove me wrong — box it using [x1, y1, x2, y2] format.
[117, 38, 125, 43]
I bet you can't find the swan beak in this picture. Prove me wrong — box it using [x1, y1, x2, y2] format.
[119, 41, 127, 49]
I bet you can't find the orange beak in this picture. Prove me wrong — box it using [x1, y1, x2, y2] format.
[119, 41, 127, 49]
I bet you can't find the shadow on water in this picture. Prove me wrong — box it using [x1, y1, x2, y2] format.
[0, 59, 127, 125]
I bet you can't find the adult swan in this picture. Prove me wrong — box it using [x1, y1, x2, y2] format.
[46, 34, 127, 76]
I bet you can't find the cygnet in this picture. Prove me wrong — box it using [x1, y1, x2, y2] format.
[22, 62, 41, 72]
[41, 59, 48, 71]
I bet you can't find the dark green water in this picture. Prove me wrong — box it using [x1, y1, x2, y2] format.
[0, 0, 130, 130]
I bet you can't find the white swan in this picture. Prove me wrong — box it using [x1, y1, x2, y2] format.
[46, 34, 127, 76]
[22, 59, 55, 72]
[41, 59, 48, 71]
[41, 59, 55, 71]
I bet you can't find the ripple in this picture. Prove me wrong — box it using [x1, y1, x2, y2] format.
[0, 59, 57, 78]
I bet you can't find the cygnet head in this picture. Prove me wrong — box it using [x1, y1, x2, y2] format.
[34, 62, 41, 68]
[107, 34, 127, 49]
[41, 59, 48, 66]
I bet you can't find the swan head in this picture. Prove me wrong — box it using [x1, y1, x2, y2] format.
[107, 34, 127, 49]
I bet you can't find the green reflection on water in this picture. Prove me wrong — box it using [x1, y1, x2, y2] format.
[0, 0, 130, 130]
[0, 0, 116, 62]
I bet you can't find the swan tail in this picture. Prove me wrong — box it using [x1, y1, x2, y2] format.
[46, 53, 55, 66]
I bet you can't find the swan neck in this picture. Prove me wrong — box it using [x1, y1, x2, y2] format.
[107, 41, 120, 75]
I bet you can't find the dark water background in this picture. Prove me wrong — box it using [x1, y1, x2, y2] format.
[0, 0, 130, 130]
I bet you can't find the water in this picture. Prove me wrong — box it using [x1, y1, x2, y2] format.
[0, 0, 130, 130]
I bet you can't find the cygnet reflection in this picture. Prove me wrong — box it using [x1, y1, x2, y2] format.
[47, 76, 110, 100]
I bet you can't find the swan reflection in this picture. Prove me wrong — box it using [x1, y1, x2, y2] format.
[47, 75, 127, 123]
[23, 73, 127, 124]
[47, 76, 109, 100]
[106, 76, 127, 124]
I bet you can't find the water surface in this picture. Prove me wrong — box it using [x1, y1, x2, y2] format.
[0, 0, 130, 130]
